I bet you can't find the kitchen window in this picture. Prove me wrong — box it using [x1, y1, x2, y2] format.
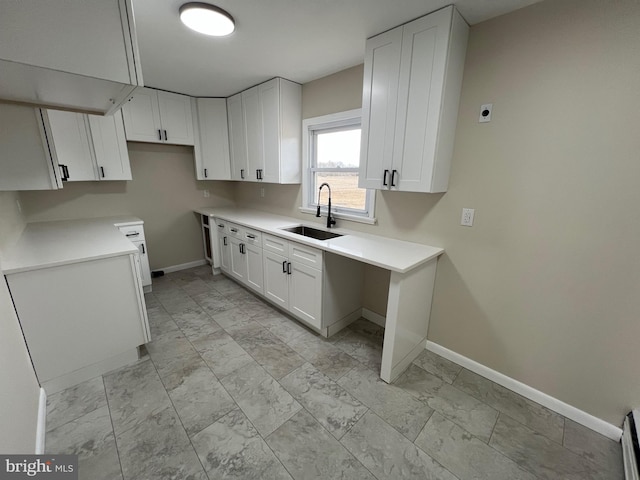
[301, 109, 375, 223]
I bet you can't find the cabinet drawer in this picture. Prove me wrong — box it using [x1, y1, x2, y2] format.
[263, 234, 288, 256]
[118, 224, 145, 241]
[227, 222, 242, 237]
[244, 228, 262, 245]
[214, 218, 226, 230]
[290, 242, 323, 271]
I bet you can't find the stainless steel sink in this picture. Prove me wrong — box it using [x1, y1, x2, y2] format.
[281, 225, 343, 241]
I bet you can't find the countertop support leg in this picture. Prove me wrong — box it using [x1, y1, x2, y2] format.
[380, 258, 438, 383]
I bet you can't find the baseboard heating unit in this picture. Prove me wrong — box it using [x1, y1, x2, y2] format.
[623, 410, 640, 480]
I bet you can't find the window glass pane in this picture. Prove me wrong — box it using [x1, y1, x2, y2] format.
[315, 128, 361, 168]
[314, 172, 366, 211]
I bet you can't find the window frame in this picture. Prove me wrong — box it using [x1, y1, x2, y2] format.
[300, 109, 376, 224]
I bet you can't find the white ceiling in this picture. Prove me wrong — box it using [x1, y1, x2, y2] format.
[133, 0, 541, 97]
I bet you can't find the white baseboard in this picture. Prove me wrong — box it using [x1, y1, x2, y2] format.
[426, 341, 623, 441]
[35, 387, 46, 454]
[157, 259, 208, 274]
[362, 308, 386, 328]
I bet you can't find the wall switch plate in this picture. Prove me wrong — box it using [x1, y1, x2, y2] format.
[479, 103, 493, 122]
[461, 208, 475, 226]
[203, 189, 210, 198]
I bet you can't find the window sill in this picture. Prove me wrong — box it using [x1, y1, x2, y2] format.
[299, 207, 377, 225]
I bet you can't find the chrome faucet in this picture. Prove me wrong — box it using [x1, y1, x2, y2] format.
[316, 182, 336, 228]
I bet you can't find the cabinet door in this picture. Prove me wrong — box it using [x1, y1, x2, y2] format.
[392, 8, 451, 192]
[122, 87, 163, 142]
[134, 240, 152, 287]
[196, 98, 231, 180]
[358, 26, 403, 190]
[289, 261, 322, 329]
[263, 250, 289, 311]
[0, 105, 62, 191]
[157, 91, 194, 145]
[245, 243, 264, 294]
[259, 78, 280, 183]
[227, 93, 248, 181]
[219, 234, 231, 273]
[88, 111, 132, 180]
[242, 86, 263, 181]
[229, 236, 247, 282]
[46, 110, 97, 181]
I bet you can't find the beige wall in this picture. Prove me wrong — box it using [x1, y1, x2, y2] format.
[0, 192, 41, 453]
[237, 0, 640, 425]
[20, 142, 236, 270]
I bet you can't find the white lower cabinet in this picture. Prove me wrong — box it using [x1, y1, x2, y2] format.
[225, 221, 264, 295]
[263, 234, 323, 329]
[117, 222, 152, 293]
[229, 236, 246, 282]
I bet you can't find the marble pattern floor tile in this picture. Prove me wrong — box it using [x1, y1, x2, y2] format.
[192, 408, 292, 480]
[266, 409, 376, 480]
[255, 314, 309, 344]
[165, 363, 236, 437]
[191, 330, 255, 378]
[45, 405, 123, 480]
[220, 362, 302, 437]
[146, 329, 203, 382]
[563, 418, 624, 478]
[413, 349, 463, 384]
[211, 306, 258, 335]
[337, 364, 434, 442]
[46, 376, 107, 431]
[415, 412, 536, 480]
[453, 368, 565, 443]
[115, 406, 207, 480]
[287, 332, 360, 381]
[341, 410, 458, 480]
[170, 306, 221, 341]
[396, 363, 499, 442]
[489, 414, 611, 480]
[192, 291, 235, 315]
[234, 327, 306, 380]
[279, 363, 368, 439]
[103, 359, 172, 436]
[333, 329, 383, 372]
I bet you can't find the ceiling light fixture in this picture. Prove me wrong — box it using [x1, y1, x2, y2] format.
[179, 2, 235, 37]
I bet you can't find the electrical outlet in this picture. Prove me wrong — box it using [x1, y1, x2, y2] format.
[479, 103, 493, 123]
[203, 189, 210, 198]
[461, 208, 475, 226]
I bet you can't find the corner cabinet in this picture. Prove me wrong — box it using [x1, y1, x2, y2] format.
[44, 110, 132, 181]
[122, 87, 194, 145]
[359, 6, 469, 193]
[227, 78, 302, 184]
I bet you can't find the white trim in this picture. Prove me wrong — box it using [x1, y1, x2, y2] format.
[325, 309, 362, 337]
[426, 341, 623, 441]
[35, 388, 47, 454]
[623, 413, 639, 480]
[362, 308, 386, 328]
[299, 207, 377, 225]
[157, 259, 208, 274]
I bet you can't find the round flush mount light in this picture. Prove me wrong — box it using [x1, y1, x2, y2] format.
[179, 2, 235, 37]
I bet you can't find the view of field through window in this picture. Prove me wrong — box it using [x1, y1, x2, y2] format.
[313, 127, 366, 211]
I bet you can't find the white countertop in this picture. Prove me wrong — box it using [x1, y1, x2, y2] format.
[196, 208, 444, 273]
[3, 216, 143, 275]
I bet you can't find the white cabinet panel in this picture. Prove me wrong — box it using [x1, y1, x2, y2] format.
[289, 261, 323, 329]
[227, 93, 248, 181]
[263, 250, 289, 310]
[88, 111, 132, 180]
[45, 110, 96, 182]
[122, 88, 194, 145]
[0, 105, 62, 191]
[243, 86, 263, 181]
[195, 98, 231, 180]
[359, 6, 468, 193]
[229, 236, 247, 282]
[246, 242, 264, 294]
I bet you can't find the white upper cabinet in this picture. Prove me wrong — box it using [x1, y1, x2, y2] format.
[359, 6, 469, 193]
[0, 104, 63, 191]
[194, 98, 231, 180]
[44, 110, 132, 182]
[227, 93, 248, 181]
[122, 87, 194, 145]
[227, 78, 302, 184]
[0, 0, 142, 114]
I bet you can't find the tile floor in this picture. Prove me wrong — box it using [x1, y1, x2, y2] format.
[45, 266, 623, 480]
